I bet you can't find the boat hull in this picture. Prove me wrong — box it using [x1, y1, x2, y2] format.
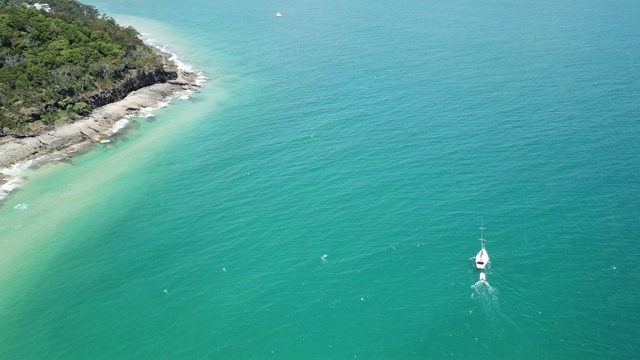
[475, 249, 489, 270]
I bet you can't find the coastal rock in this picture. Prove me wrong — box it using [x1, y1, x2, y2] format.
[82, 68, 178, 110]
[0, 137, 46, 168]
[0, 66, 201, 170]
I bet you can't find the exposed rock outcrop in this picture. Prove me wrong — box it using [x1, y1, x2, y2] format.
[82, 67, 178, 110]
[0, 65, 201, 169]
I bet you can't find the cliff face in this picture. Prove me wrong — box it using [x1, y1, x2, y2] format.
[83, 67, 178, 109]
[0, 66, 200, 169]
[1, 66, 178, 137]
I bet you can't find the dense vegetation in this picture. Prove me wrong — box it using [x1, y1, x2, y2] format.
[0, 0, 171, 135]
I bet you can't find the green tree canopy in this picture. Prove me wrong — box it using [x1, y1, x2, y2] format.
[0, 0, 169, 134]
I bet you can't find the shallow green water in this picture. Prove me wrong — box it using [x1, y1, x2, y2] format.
[1, 0, 639, 358]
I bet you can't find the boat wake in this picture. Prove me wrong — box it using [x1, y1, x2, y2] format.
[470, 279, 522, 335]
[471, 279, 500, 320]
[471, 279, 494, 293]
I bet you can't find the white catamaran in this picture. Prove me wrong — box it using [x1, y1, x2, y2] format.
[475, 219, 489, 270]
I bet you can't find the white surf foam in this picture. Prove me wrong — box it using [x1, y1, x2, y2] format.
[144, 40, 209, 87]
[0, 160, 33, 201]
[144, 40, 192, 72]
[109, 118, 131, 135]
[107, 99, 171, 135]
[195, 74, 209, 86]
[138, 106, 160, 118]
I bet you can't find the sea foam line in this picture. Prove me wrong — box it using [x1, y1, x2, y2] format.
[0, 160, 33, 201]
[104, 40, 207, 136]
[0, 142, 91, 200]
[153, 41, 208, 90]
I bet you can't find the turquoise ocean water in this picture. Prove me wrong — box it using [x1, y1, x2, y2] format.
[1, 0, 639, 358]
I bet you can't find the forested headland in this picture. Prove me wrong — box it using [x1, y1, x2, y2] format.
[0, 0, 177, 136]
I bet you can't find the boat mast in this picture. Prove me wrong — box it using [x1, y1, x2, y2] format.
[479, 218, 485, 249]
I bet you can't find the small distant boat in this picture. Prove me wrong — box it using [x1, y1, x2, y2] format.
[475, 219, 490, 270]
[276, 12, 282, 17]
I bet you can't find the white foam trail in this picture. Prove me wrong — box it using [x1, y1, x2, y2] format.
[472, 279, 490, 288]
[471, 279, 502, 325]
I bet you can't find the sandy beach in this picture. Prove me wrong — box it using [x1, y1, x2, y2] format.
[0, 50, 202, 198]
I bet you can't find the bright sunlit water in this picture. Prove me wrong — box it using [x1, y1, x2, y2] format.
[0, 0, 639, 358]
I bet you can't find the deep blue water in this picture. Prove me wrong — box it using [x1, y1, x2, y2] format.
[0, 0, 639, 358]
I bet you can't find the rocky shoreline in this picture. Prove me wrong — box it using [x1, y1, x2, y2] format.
[0, 49, 203, 195]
